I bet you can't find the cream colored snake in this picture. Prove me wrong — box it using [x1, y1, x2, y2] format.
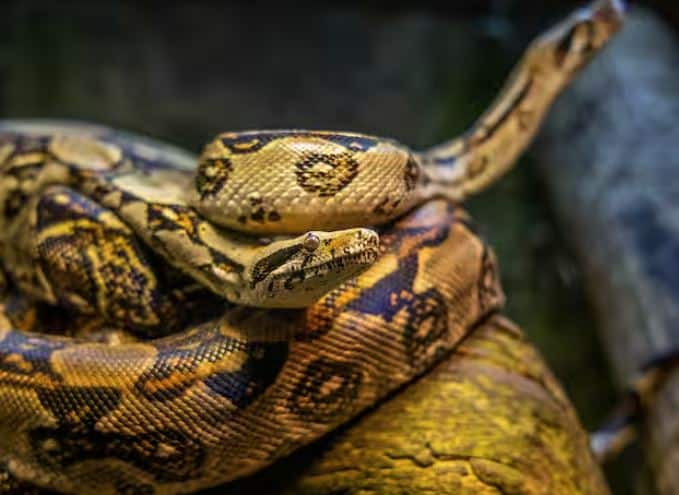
[0, 1, 624, 493]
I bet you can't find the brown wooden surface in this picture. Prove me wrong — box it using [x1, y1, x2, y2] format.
[533, 8, 679, 495]
[219, 314, 609, 495]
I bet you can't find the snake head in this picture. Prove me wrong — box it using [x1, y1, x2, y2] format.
[530, 0, 625, 76]
[245, 228, 379, 308]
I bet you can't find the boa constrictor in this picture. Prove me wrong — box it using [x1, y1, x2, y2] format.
[0, 1, 624, 493]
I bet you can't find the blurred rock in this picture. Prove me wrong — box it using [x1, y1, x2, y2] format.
[534, 7, 679, 495]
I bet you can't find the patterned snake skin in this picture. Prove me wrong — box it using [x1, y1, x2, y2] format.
[0, 1, 624, 493]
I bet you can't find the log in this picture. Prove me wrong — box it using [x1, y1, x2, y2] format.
[220, 315, 608, 495]
[533, 8, 679, 495]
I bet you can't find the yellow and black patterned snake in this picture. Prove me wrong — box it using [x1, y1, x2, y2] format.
[0, 2, 624, 493]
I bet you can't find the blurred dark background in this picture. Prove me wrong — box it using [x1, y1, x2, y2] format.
[2, 1, 677, 493]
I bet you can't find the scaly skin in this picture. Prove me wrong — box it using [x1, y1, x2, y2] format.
[0, 133, 378, 309]
[0, 1, 624, 493]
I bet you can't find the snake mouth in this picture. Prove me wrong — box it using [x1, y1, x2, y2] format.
[269, 241, 379, 290]
[280, 247, 379, 289]
[256, 250, 377, 308]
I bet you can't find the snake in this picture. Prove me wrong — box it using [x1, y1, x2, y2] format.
[0, 1, 624, 494]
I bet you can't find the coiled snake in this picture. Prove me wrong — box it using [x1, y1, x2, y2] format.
[0, 2, 624, 493]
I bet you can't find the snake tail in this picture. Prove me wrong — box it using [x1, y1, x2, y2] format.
[418, 0, 625, 201]
[189, 0, 625, 236]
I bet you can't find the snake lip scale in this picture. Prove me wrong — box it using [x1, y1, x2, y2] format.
[0, 0, 624, 493]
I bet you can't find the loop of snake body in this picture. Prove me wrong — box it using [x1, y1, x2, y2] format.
[0, 1, 623, 494]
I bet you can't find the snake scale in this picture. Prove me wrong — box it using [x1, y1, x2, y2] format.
[0, 1, 624, 494]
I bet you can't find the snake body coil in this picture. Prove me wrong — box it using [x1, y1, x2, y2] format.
[0, 2, 623, 493]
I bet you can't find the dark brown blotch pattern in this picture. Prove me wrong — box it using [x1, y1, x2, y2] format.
[295, 152, 359, 197]
[195, 158, 233, 200]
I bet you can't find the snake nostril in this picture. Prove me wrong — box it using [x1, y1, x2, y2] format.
[302, 232, 321, 252]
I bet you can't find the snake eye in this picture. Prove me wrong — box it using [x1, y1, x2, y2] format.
[302, 233, 321, 252]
